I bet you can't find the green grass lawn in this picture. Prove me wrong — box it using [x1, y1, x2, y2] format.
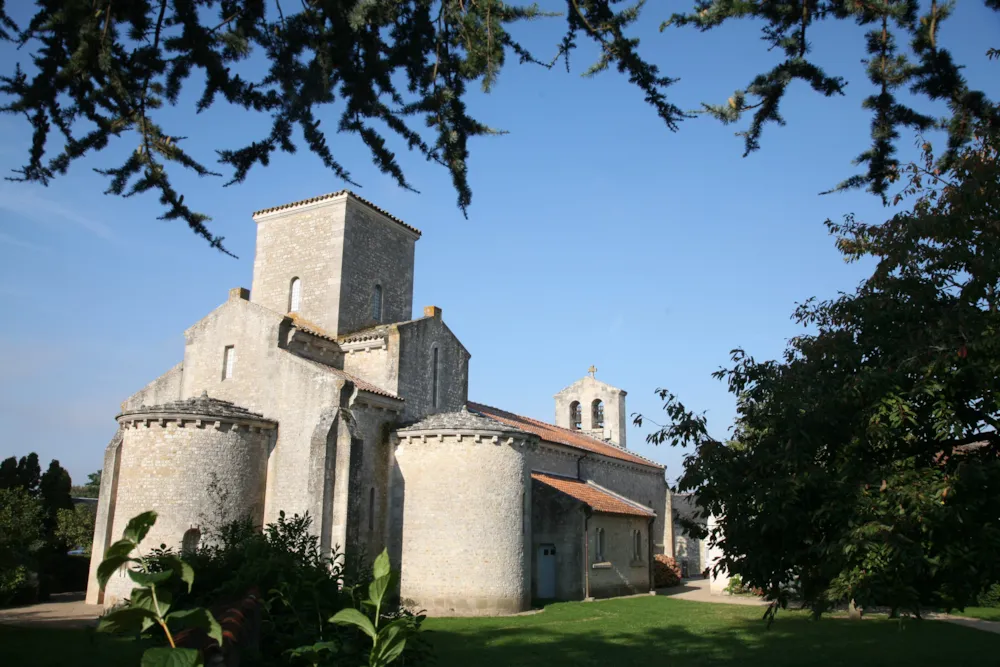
[424, 596, 1000, 667]
[951, 606, 1000, 622]
[0, 624, 151, 667]
[4, 597, 999, 667]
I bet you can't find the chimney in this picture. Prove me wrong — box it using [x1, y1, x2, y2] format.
[423, 305, 442, 319]
[229, 287, 250, 301]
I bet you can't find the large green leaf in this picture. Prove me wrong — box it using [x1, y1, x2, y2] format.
[140, 647, 203, 667]
[106, 539, 138, 560]
[129, 569, 174, 587]
[166, 608, 223, 646]
[329, 608, 376, 639]
[373, 623, 408, 667]
[160, 555, 195, 592]
[97, 555, 136, 591]
[132, 586, 173, 617]
[123, 511, 158, 544]
[372, 548, 391, 580]
[368, 571, 392, 608]
[96, 607, 159, 635]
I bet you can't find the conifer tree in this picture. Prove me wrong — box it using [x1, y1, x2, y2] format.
[0, 0, 995, 252]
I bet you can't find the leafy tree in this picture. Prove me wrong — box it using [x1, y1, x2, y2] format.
[0, 487, 44, 605]
[0, 453, 43, 494]
[56, 505, 97, 555]
[0, 0, 995, 252]
[0, 457, 16, 489]
[638, 124, 1000, 618]
[39, 459, 73, 535]
[71, 469, 102, 499]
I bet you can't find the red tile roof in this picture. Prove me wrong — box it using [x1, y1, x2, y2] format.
[468, 402, 664, 470]
[532, 473, 655, 517]
[251, 190, 421, 237]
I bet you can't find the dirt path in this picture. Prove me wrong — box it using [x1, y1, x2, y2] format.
[656, 577, 768, 606]
[0, 592, 101, 629]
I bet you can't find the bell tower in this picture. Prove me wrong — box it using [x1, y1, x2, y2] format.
[249, 190, 420, 336]
[553, 368, 627, 448]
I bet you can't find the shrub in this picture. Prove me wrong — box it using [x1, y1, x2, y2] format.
[0, 488, 44, 606]
[653, 555, 681, 588]
[978, 583, 1000, 608]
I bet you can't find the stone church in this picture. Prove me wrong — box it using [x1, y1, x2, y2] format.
[86, 190, 673, 615]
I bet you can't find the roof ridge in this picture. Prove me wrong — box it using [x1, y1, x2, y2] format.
[468, 401, 664, 470]
[252, 190, 421, 236]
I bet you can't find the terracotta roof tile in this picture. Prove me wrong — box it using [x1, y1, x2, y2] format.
[468, 402, 664, 470]
[252, 190, 421, 237]
[287, 314, 339, 342]
[532, 473, 655, 517]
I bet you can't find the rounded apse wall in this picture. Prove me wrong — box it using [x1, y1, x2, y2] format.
[102, 395, 275, 605]
[394, 424, 536, 616]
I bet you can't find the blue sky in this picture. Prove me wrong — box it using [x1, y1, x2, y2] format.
[0, 2, 996, 485]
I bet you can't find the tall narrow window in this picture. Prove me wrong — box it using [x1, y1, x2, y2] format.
[595, 527, 605, 561]
[372, 284, 383, 322]
[592, 400, 605, 428]
[570, 401, 582, 430]
[368, 487, 375, 531]
[289, 277, 301, 312]
[223, 346, 235, 380]
[633, 530, 642, 560]
[431, 346, 439, 408]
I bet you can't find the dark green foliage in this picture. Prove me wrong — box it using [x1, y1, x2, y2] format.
[56, 504, 97, 554]
[0, 453, 42, 494]
[0, 0, 680, 254]
[636, 125, 1000, 619]
[0, 454, 81, 603]
[71, 470, 102, 499]
[977, 583, 1000, 607]
[665, 0, 998, 201]
[0, 487, 45, 605]
[5, 1, 991, 250]
[96, 510, 222, 667]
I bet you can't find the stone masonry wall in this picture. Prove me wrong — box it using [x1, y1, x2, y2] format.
[338, 199, 417, 336]
[530, 482, 585, 600]
[580, 458, 668, 555]
[251, 198, 348, 336]
[396, 316, 469, 420]
[554, 376, 627, 448]
[102, 420, 272, 606]
[394, 433, 529, 616]
[587, 513, 651, 598]
[179, 296, 345, 523]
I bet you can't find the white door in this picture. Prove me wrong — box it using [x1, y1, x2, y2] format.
[538, 544, 556, 598]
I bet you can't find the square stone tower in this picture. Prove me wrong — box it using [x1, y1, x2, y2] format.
[250, 191, 421, 336]
[553, 370, 628, 448]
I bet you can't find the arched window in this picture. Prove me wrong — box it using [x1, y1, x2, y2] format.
[182, 528, 201, 555]
[372, 284, 383, 322]
[633, 530, 643, 561]
[368, 487, 376, 531]
[569, 401, 582, 430]
[431, 345, 439, 408]
[592, 399, 605, 429]
[289, 277, 301, 312]
[595, 527, 606, 562]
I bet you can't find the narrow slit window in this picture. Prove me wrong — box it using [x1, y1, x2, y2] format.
[368, 487, 375, 531]
[223, 346, 235, 380]
[289, 277, 301, 312]
[595, 527, 605, 561]
[372, 284, 383, 322]
[431, 346, 439, 408]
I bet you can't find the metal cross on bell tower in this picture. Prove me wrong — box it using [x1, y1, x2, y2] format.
[588, 365, 597, 378]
